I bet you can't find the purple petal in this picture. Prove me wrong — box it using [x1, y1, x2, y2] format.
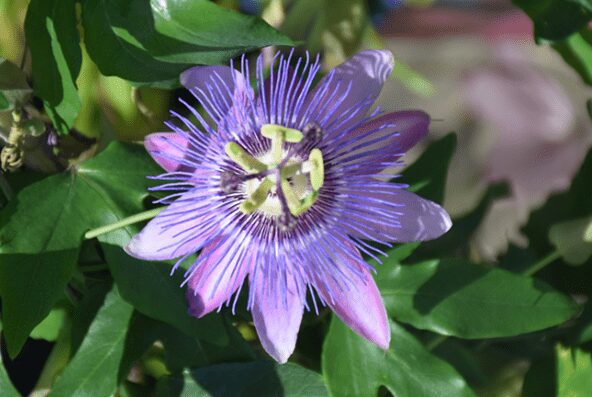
[145, 132, 189, 172]
[124, 190, 220, 261]
[251, 268, 305, 363]
[304, 50, 394, 132]
[186, 237, 251, 318]
[343, 187, 452, 243]
[180, 65, 252, 122]
[315, 241, 390, 349]
[328, 110, 430, 175]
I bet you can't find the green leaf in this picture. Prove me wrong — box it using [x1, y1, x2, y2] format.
[81, 0, 293, 86]
[553, 30, 592, 86]
[30, 306, 68, 342]
[0, 350, 20, 397]
[375, 258, 580, 338]
[101, 243, 230, 346]
[48, 286, 133, 397]
[512, 0, 592, 41]
[322, 318, 475, 397]
[25, 0, 81, 134]
[0, 58, 32, 110]
[400, 133, 456, 204]
[549, 217, 592, 265]
[155, 361, 329, 397]
[0, 249, 78, 358]
[556, 345, 592, 396]
[0, 142, 159, 254]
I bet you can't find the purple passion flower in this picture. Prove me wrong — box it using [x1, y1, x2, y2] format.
[125, 50, 452, 363]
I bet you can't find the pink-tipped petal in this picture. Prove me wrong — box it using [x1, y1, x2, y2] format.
[251, 268, 305, 363]
[306, 50, 394, 129]
[316, 242, 390, 349]
[145, 133, 189, 172]
[124, 190, 220, 261]
[331, 111, 430, 175]
[186, 238, 251, 318]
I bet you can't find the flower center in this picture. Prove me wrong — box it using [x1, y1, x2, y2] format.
[223, 123, 324, 230]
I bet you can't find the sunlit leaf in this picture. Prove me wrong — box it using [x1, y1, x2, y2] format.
[375, 258, 580, 338]
[322, 318, 475, 397]
[25, 0, 81, 134]
[81, 0, 293, 87]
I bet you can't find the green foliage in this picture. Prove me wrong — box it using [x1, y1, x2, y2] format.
[0, 350, 20, 397]
[375, 258, 579, 339]
[549, 217, 592, 265]
[81, 0, 292, 86]
[322, 318, 475, 397]
[512, 0, 592, 41]
[24, 0, 81, 134]
[154, 361, 329, 397]
[0, 142, 159, 254]
[48, 287, 133, 397]
[0, 249, 78, 358]
[553, 29, 592, 86]
[0, 58, 32, 111]
[555, 346, 592, 396]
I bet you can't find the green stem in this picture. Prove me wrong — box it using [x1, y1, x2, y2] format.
[84, 207, 163, 240]
[523, 251, 561, 276]
[32, 320, 71, 393]
[426, 334, 447, 351]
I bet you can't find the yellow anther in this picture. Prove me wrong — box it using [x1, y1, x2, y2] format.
[225, 142, 267, 173]
[239, 178, 274, 214]
[308, 148, 324, 191]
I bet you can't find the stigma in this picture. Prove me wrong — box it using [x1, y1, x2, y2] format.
[223, 123, 324, 229]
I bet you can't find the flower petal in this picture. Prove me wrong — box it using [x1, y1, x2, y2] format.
[186, 237, 251, 318]
[251, 266, 305, 363]
[124, 189, 221, 261]
[180, 65, 252, 122]
[305, 50, 394, 132]
[145, 132, 189, 172]
[341, 184, 452, 243]
[328, 110, 430, 175]
[315, 241, 390, 349]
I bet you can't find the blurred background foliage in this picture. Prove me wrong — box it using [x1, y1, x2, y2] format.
[0, 0, 592, 396]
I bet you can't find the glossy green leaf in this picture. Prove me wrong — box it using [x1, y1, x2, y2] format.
[553, 30, 592, 86]
[556, 345, 592, 396]
[48, 286, 133, 397]
[0, 249, 77, 358]
[81, 0, 293, 86]
[512, 0, 592, 41]
[25, 0, 81, 134]
[101, 242, 229, 346]
[0, 142, 159, 254]
[375, 258, 580, 338]
[155, 361, 329, 397]
[401, 133, 456, 204]
[0, 349, 20, 397]
[549, 217, 592, 265]
[322, 318, 475, 397]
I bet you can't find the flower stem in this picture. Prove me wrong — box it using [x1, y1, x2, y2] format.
[522, 250, 561, 276]
[84, 207, 163, 240]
